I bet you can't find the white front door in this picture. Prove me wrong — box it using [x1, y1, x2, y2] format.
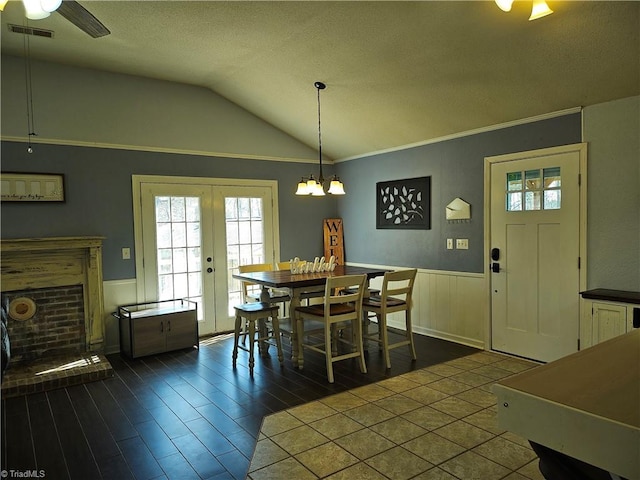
[134, 176, 279, 336]
[488, 144, 585, 362]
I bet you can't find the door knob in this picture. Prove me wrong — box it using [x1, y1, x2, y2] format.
[207, 267, 213, 273]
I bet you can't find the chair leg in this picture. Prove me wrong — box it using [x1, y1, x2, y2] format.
[248, 318, 256, 375]
[376, 314, 384, 352]
[380, 315, 391, 369]
[232, 313, 242, 367]
[406, 310, 417, 360]
[331, 325, 338, 355]
[353, 318, 367, 374]
[325, 323, 335, 383]
[271, 314, 284, 365]
[296, 314, 305, 370]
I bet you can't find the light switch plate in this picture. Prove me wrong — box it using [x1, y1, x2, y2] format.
[447, 238, 453, 250]
[122, 247, 131, 260]
[456, 239, 469, 250]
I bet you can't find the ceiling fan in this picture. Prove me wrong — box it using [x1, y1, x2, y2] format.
[57, 0, 110, 37]
[1, 0, 110, 38]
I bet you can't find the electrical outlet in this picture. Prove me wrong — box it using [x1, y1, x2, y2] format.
[456, 238, 469, 250]
[122, 247, 131, 260]
[446, 238, 453, 250]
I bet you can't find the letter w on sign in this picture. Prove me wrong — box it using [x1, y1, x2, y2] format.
[323, 218, 344, 265]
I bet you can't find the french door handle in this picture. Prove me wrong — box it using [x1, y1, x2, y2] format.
[207, 267, 213, 273]
[491, 262, 500, 273]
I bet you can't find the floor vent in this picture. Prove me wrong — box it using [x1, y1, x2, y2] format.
[8, 24, 54, 38]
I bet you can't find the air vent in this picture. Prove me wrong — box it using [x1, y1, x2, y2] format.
[8, 24, 54, 38]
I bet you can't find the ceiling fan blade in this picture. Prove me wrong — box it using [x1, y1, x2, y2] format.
[57, 0, 110, 38]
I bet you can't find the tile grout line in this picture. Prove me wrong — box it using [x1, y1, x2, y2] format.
[247, 352, 542, 480]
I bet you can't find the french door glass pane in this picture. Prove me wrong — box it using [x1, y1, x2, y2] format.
[155, 196, 203, 319]
[225, 196, 266, 315]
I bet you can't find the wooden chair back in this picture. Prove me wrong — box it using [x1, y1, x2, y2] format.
[378, 268, 417, 312]
[238, 263, 273, 302]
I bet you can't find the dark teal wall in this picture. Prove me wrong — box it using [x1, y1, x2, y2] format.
[0, 113, 581, 280]
[0, 142, 338, 280]
[335, 113, 582, 273]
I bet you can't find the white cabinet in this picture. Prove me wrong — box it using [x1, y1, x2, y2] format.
[581, 289, 640, 349]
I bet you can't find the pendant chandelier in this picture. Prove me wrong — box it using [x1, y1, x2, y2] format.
[495, 0, 553, 21]
[295, 81, 345, 196]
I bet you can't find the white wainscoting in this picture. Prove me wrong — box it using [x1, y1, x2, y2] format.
[354, 263, 487, 350]
[103, 267, 488, 354]
[103, 279, 138, 354]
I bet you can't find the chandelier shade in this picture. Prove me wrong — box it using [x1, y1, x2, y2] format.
[295, 81, 345, 196]
[494, 0, 553, 20]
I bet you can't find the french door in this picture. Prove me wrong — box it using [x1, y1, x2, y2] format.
[134, 176, 279, 336]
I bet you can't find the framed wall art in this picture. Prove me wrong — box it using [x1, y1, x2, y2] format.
[0, 172, 65, 202]
[376, 176, 431, 229]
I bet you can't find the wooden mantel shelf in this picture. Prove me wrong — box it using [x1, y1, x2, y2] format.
[1, 236, 105, 252]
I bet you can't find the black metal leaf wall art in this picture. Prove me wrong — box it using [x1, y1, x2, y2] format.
[376, 176, 431, 229]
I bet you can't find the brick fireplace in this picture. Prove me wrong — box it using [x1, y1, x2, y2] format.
[1, 237, 113, 396]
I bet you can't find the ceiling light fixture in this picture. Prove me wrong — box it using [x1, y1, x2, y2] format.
[296, 81, 345, 196]
[495, 0, 514, 12]
[494, 0, 553, 20]
[528, 0, 553, 20]
[22, 0, 62, 20]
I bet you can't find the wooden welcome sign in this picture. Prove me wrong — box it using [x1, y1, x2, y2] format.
[323, 218, 344, 265]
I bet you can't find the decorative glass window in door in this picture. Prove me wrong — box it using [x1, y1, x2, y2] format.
[155, 196, 203, 317]
[225, 197, 266, 315]
[506, 167, 561, 212]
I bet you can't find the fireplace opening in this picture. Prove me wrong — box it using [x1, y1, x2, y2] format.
[5, 286, 86, 365]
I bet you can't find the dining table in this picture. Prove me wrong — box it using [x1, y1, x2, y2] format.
[232, 264, 389, 367]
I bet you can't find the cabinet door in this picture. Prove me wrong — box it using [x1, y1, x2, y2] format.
[593, 303, 627, 345]
[133, 316, 166, 357]
[165, 311, 198, 351]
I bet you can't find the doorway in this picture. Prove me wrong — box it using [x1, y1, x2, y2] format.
[485, 144, 587, 362]
[133, 175, 279, 336]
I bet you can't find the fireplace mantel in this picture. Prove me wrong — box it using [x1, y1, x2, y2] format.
[1, 236, 106, 352]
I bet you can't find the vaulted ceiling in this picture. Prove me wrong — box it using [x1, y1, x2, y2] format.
[1, 1, 638, 160]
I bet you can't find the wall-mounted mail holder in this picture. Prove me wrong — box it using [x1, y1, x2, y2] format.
[446, 197, 471, 221]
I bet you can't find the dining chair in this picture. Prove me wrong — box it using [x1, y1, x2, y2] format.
[361, 268, 418, 369]
[232, 302, 284, 375]
[295, 274, 367, 383]
[238, 263, 290, 345]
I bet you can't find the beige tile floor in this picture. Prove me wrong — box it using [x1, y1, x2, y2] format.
[248, 350, 546, 480]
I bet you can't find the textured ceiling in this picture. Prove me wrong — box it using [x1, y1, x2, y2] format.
[1, 1, 638, 160]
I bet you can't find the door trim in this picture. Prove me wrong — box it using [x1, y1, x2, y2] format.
[131, 174, 280, 304]
[483, 143, 588, 354]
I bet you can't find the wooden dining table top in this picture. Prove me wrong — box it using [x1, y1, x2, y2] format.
[232, 264, 389, 289]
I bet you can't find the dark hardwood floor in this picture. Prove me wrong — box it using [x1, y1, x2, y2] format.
[1, 331, 479, 479]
